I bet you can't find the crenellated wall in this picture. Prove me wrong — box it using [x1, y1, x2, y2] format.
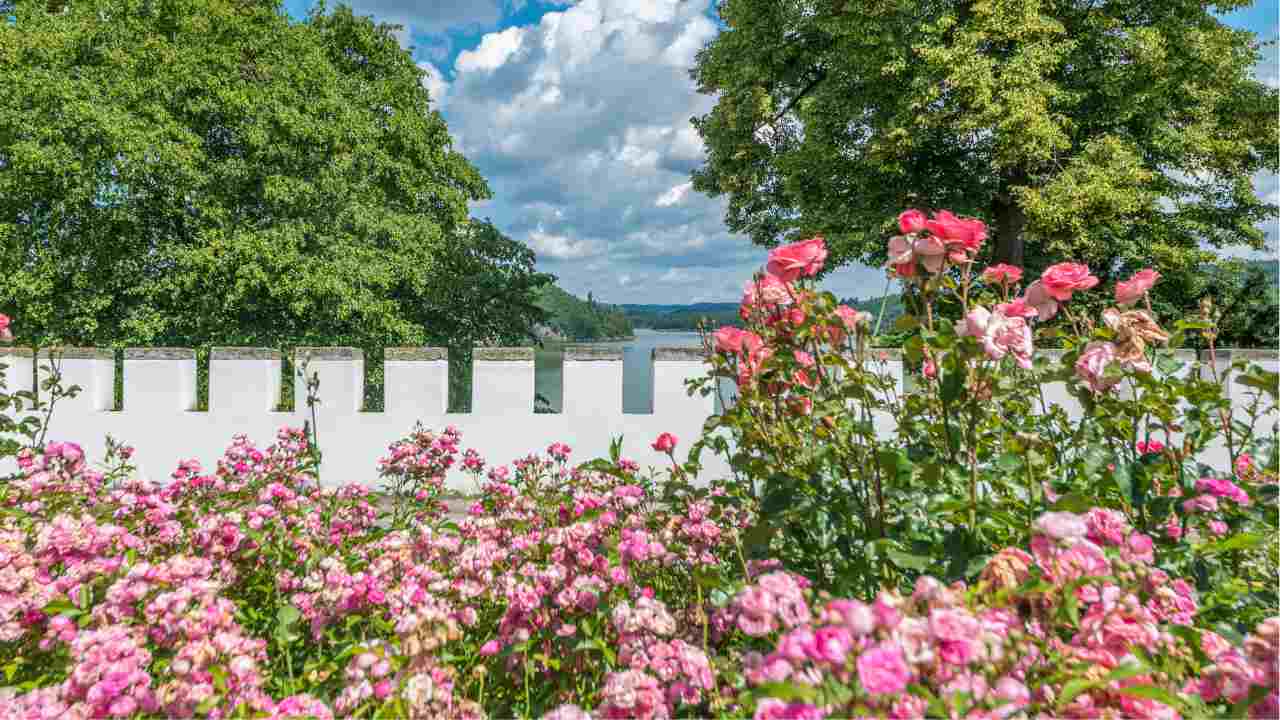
[0, 346, 1275, 489]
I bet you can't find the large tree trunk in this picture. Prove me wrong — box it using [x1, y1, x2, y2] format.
[991, 179, 1028, 267]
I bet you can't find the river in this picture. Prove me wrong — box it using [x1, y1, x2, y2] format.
[535, 329, 729, 414]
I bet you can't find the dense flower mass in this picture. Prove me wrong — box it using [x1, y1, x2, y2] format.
[0, 201, 1276, 720]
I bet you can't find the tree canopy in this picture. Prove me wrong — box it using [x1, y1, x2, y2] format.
[690, 0, 1279, 296]
[0, 0, 547, 351]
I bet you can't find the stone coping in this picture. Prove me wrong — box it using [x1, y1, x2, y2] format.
[653, 347, 708, 361]
[35, 347, 114, 360]
[124, 348, 196, 360]
[474, 347, 535, 362]
[385, 347, 448, 361]
[211, 347, 282, 360]
[294, 347, 362, 361]
[564, 346, 622, 361]
[1201, 349, 1279, 362]
[0, 347, 35, 358]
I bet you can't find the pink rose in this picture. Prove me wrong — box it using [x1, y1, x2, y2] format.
[767, 236, 828, 282]
[856, 642, 911, 695]
[1022, 281, 1059, 321]
[1040, 262, 1099, 301]
[898, 209, 926, 234]
[651, 433, 678, 454]
[1075, 341, 1119, 394]
[713, 326, 746, 354]
[1033, 511, 1088, 541]
[0, 313, 10, 342]
[996, 296, 1038, 320]
[957, 306, 1034, 369]
[1115, 268, 1160, 306]
[1136, 439, 1164, 455]
[480, 640, 501, 656]
[982, 263, 1023, 286]
[743, 274, 795, 309]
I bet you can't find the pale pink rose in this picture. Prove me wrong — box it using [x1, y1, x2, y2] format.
[957, 306, 1033, 369]
[767, 236, 828, 282]
[1084, 508, 1130, 547]
[1075, 341, 1120, 393]
[1115, 268, 1160, 306]
[1040, 262, 1099, 301]
[1023, 281, 1059, 321]
[982, 263, 1023, 286]
[898, 209, 927, 234]
[793, 350, 815, 367]
[856, 642, 911, 695]
[913, 234, 947, 273]
[1033, 511, 1088, 541]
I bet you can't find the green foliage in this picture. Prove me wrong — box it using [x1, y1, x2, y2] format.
[534, 285, 634, 341]
[0, 2, 549, 366]
[689, 0, 1278, 310]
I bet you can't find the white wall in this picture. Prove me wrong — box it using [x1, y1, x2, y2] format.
[0, 347, 1274, 490]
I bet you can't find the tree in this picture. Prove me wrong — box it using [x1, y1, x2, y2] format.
[690, 0, 1278, 295]
[0, 0, 525, 353]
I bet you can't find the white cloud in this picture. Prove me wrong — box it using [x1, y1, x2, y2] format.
[418, 62, 448, 110]
[527, 227, 603, 259]
[456, 26, 527, 73]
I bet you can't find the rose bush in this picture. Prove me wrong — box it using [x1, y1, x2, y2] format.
[0, 203, 1276, 719]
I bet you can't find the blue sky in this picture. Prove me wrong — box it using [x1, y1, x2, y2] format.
[283, 0, 1278, 305]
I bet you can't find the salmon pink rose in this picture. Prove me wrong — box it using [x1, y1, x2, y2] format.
[996, 297, 1038, 320]
[713, 326, 746, 354]
[982, 264, 1023, 285]
[742, 275, 795, 308]
[898, 209, 926, 234]
[1040, 262, 1099, 301]
[766, 236, 828, 282]
[1115, 268, 1160, 306]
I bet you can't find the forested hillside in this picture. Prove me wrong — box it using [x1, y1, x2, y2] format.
[534, 286, 634, 341]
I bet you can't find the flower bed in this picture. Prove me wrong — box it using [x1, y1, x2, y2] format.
[0, 207, 1277, 719]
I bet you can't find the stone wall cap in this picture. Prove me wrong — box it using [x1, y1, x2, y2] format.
[653, 346, 708, 361]
[385, 347, 448, 361]
[211, 347, 282, 360]
[294, 347, 363, 361]
[0, 347, 35, 358]
[124, 347, 196, 360]
[474, 347, 534, 361]
[1201, 349, 1279, 362]
[565, 346, 622, 361]
[36, 347, 114, 360]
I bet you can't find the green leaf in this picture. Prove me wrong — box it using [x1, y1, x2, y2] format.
[885, 546, 931, 571]
[1052, 493, 1094, 513]
[1197, 532, 1265, 555]
[756, 682, 818, 702]
[1115, 684, 1184, 711]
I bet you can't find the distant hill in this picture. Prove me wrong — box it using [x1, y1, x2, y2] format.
[534, 285, 634, 341]
[621, 294, 906, 335]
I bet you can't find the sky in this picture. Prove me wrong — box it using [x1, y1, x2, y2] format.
[283, 0, 1278, 305]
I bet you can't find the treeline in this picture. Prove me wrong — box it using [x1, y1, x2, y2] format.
[534, 286, 634, 341]
[621, 295, 907, 335]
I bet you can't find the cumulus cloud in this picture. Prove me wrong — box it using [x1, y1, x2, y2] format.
[434, 0, 798, 303]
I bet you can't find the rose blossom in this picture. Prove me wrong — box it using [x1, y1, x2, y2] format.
[1040, 262, 1099, 301]
[742, 275, 795, 309]
[1033, 511, 1088, 541]
[767, 236, 828, 282]
[651, 433, 678, 454]
[856, 642, 911, 695]
[887, 233, 947, 276]
[0, 313, 10, 342]
[1075, 341, 1120, 394]
[957, 306, 1034, 369]
[898, 209, 926, 234]
[1115, 268, 1159, 306]
[982, 264, 1023, 285]
[1022, 281, 1059, 321]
